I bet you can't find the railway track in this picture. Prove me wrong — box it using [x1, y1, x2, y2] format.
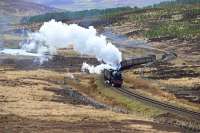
[113, 86, 200, 121]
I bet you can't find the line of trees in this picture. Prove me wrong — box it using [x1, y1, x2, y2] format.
[153, 0, 200, 7]
[21, 7, 134, 24]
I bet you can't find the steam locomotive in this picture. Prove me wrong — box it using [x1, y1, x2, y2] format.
[104, 69, 123, 87]
[103, 55, 156, 87]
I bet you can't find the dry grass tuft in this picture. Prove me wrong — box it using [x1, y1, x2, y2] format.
[123, 71, 176, 101]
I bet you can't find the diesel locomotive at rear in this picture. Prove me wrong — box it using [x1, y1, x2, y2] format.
[103, 55, 156, 87]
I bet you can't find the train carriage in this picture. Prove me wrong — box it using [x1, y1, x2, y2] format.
[120, 55, 156, 70]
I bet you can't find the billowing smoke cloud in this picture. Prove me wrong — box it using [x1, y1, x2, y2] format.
[82, 62, 115, 74]
[21, 20, 122, 72]
[0, 49, 41, 57]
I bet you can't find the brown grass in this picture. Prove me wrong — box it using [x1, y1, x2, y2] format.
[0, 68, 139, 123]
[123, 70, 200, 112]
[65, 74, 163, 118]
[123, 71, 176, 101]
[0, 66, 186, 132]
[158, 78, 200, 88]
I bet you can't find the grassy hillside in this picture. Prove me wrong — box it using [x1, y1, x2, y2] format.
[132, 6, 200, 40]
[153, 0, 200, 7]
[22, 0, 199, 40]
[121, 1, 200, 40]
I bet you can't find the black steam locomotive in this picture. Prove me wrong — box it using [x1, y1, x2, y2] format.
[104, 69, 123, 87]
[103, 55, 156, 87]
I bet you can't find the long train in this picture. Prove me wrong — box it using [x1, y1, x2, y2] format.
[104, 55, 156, 87]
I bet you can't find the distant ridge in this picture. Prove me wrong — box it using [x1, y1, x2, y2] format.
[0, 0, 60, 16]
[153, 0, 200, 7]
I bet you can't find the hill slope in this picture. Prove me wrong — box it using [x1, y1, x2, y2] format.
[0, 0, 58, 16]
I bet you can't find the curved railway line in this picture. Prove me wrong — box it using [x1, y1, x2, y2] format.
[104, 52, 200, 121]
[112, 86, 200, 121]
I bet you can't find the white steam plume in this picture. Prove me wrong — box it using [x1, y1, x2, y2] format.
[0, 49, 41, 57]
[20, 20, 122, 73]
[82, 62, 114, 74]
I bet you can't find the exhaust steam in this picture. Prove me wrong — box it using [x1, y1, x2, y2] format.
[2, 20, 122, 73]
